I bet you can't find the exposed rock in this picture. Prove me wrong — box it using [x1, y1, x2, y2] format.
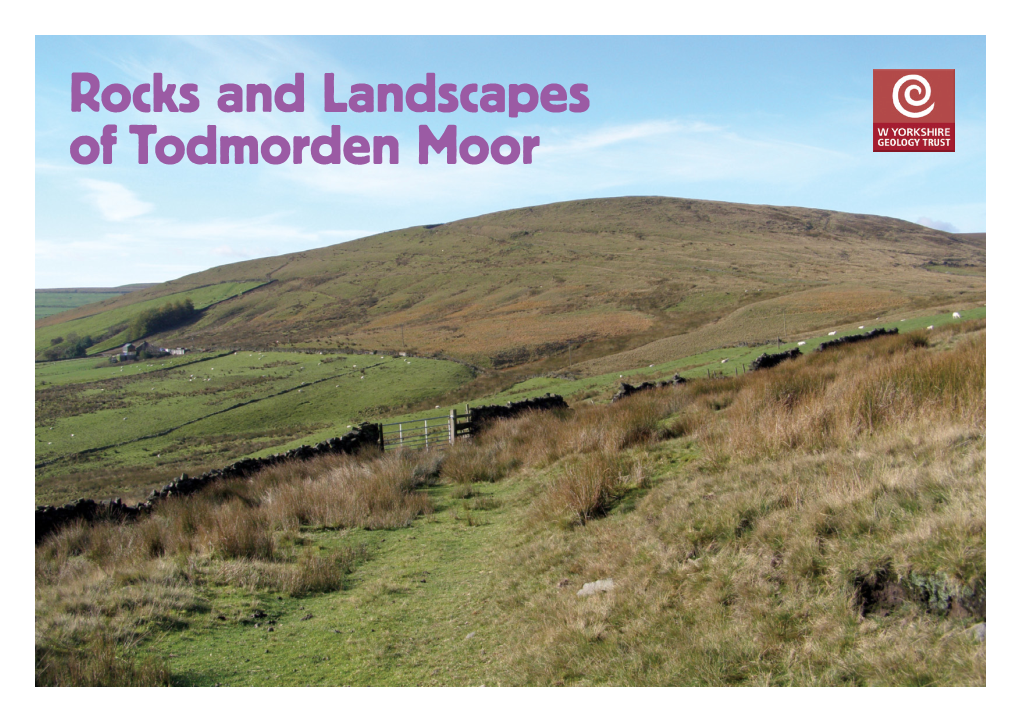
[968, 622, 986, 642]
[577, 578, 615, 597]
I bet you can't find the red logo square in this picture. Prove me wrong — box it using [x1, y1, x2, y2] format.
[873, 69, 955, 152]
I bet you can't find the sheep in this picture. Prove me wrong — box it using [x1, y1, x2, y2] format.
[952, 312, 961, 319]
[797, 341, 806, 346]
[828, 331, 837, 336]
[927, 325, 934, 330]
[858, 326, 865, 329]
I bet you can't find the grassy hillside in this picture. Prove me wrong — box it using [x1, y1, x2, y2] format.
[35, 282, 268, 356]
[35, 197, 985, 369]
[35, 285, 157, 320]
[35, 351, 472, 505]
[36, 306, 983, 508]
[35, 320, 985, 686]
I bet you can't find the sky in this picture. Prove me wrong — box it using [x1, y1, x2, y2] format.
[35, 35, 986, 288]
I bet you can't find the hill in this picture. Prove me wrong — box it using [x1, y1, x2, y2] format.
[35, 197, 985, 369]
[35, 284, 158, 320]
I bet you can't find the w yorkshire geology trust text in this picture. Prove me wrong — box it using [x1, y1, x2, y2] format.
[69, 72, 591, 167]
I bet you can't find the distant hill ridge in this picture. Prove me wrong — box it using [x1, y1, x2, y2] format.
[36, 284, 158, 294]
[36, 196, 985, 371]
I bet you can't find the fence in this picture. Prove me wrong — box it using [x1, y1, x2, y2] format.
[36, 394, 568, 543]
[380, 409, 471, 452]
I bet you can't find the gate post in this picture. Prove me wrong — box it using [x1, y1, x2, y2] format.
[449, 408, 456, 446]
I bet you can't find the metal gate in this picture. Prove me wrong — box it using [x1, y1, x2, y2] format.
[379, 409, 472, 452]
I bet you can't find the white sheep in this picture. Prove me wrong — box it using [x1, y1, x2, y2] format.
[798, 341, 806, 346]
[927, 325, 934, 330]
[858, 326, 865, 329]
[952, 312, 961, 319]
[828, 331, 837, 336]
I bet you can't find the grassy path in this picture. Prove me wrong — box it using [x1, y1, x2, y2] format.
[158, 479, 524, 686]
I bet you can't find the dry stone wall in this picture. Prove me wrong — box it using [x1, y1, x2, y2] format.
[35, 423, 383, 544]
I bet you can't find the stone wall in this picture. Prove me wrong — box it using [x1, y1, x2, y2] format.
[611, 374, 688, 403]
[815, 327, 898, 353]
[468, 393, 569, 428]
[35, 423, 383, 544]
[750, 348, 802, 371]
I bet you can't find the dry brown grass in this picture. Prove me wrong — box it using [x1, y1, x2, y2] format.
[35, 447, 437, 685]
[36, 324, 985, 685]
[442, 325, 986, 685]
[536, 452, 629, 526]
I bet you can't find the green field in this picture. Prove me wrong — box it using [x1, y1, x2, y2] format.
[36, 307, 984, 506]
[35, 350, 473, 504]
[383, 307, 987, 423]
[35, 281, 267, 356]
[36, 292, 125, 320]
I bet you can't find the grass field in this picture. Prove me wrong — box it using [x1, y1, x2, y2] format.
[35, 351, 473, 505]
[35, 320, 985, 685]
[36, 292, 125, 320]
[35, 281, 268, 356]
[36, 306, 984, 507]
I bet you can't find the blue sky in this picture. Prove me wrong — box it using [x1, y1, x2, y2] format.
[35, 35, 986, 287]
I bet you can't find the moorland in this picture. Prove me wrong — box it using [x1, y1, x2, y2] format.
[34, 196, 986, 686]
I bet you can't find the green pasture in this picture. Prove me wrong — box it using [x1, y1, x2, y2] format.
[378, 307, 987, 427]
[35, 350, 472, 503]
[36, 292, 124, 320]
[34, 306, 984, 505]
[34, 281, 267, 355]
[35, 352, 226, 388]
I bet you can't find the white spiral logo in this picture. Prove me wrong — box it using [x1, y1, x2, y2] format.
[892, 74, 934, 118]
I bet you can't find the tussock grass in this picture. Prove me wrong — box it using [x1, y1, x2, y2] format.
[421, 326, 985, 685]
[35, 448, 434, 685]
[537, 452, 629, 526]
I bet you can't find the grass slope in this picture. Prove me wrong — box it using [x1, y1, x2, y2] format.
[36, 321, 985, 686]
[35, 282, 268, 356]
[35, 308, 983, 506]
[35, 351, 472, 505]
[36, 292, 125, 320]
[35, 197, 985, 368]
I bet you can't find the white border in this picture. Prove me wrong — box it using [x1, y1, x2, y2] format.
[9, 0, 1010, 713]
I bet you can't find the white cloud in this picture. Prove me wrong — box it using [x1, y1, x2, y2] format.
[283, 118, 855, 205]
[80, 179, 154, 221]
